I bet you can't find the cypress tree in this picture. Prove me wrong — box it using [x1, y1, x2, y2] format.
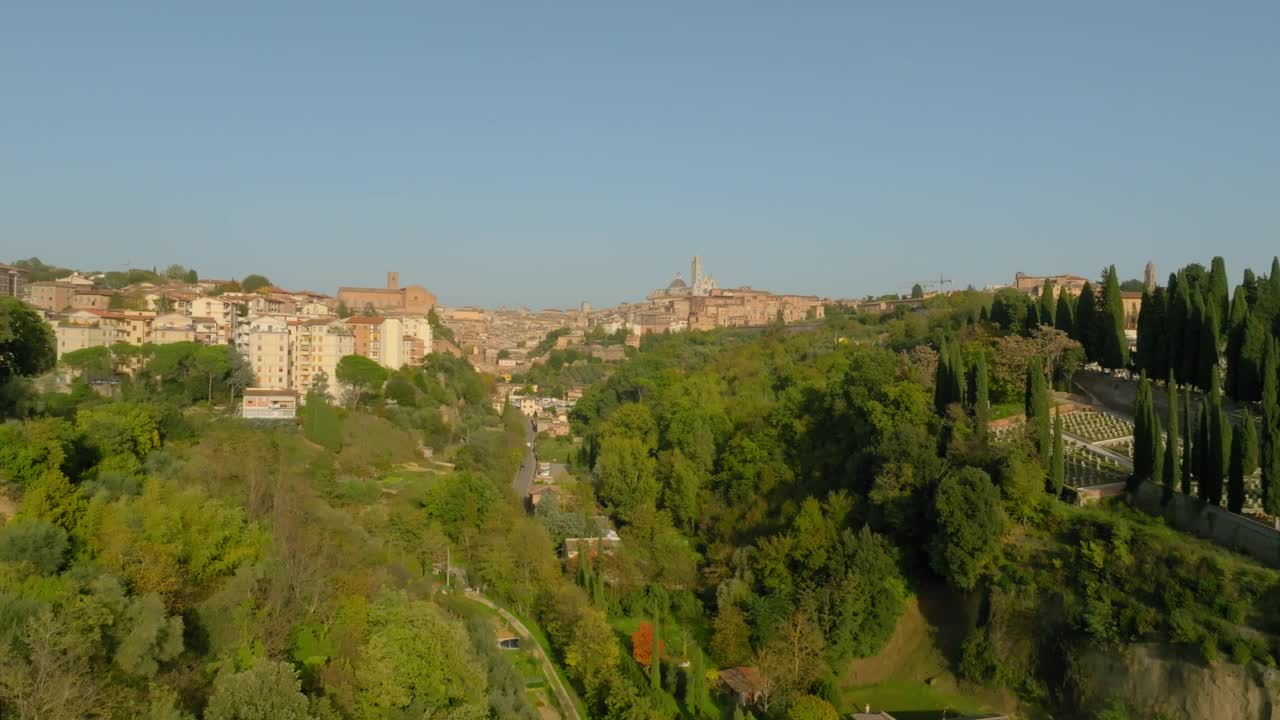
[949, 343, 966, 410]
[1181, 386, 1195, 496]
[979, 305, 990, 324]
[1209, 256, 1230, 335]
[1183, 290, 1204, 387]
[1237, 313, 1268, 402]
[1049, 409, 1065, 497]
[968, 352, 990, 419]
[1270, 256, 1280, 300]
[1130, 373, 1157, 492]
[1039, 279, 1056, 328]
[1135, 287, 1159, 377]
[1074, 281, 1098, 362]
[1243, 268, 1260, 308]
[934, 340, 951, 415]
[1026, 362, 1051, 460]
[1263, 338, 1279, 436]
[1263, 426, 1280, 522]
[1239, 410, 1259, 478]
[1162, 373, 1180, 503]
[1097, 265, 1130, 370]
[1202, 371, 1231, 508]
[1055, 290, 1075, 336]
[1228, 423, 1246, 513]
[1166, 272, 1188, 383]
[1197, 308, 1221, 392]
[1149, 286, 1169, 380]
[650, 612, 662, 691]
[1196, 400, 1211, 502]
[1225, 286, 1250, 398]
[1024, 302, 1041, 336]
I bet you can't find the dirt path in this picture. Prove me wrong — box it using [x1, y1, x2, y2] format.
[466, 591, 581, 720]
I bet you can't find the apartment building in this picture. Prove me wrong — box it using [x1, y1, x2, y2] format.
[247, 316, 291, 389]
[54, 311, 117, 357]
[151, 313, 196, 344]
[0, 264, 29, 298]
[69, 290, 115, 311]
[290, 319, 354, 400]
[28, 282, 79, 311]
[52, 310, 157, 358]
[344, 315, 432, 369]
[189, 296, 239, 342]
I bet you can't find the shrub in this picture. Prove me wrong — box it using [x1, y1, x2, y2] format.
[0, 519, 68, 574]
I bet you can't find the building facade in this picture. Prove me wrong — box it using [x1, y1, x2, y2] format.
[338, 272, 437, 314]
[247, 316, 291, 389]
[0, 264, 29, 299]
[291, 319, 354, 400]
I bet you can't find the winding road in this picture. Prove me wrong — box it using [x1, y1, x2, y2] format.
[465, 590, 582, 720]
[513, 419, 537, 499]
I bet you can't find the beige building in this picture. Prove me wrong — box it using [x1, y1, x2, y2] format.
[247, 316, 291, 389]
[338, 272, 436, 315]
[151, 313, 196, 344]
[189, 297, 238, 342]
[1014, 272, 1091, 298]
[69, 290, 114, 310]
[54, 311, 117, 357]
[28, 282, 79, 311]
[290, 319, 354, 401]
[51, 310, 157, 358]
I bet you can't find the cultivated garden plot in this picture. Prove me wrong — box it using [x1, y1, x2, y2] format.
[1060, 411, 1134, 442]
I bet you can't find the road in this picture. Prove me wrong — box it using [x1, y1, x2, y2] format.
[513, 419, 536, 499]
[466, 590, 582, 720]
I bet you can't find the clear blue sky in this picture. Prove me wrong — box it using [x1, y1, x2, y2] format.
[3, 2, 1277, 308]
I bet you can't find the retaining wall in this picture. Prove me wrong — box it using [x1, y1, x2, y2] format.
[1132, 481, 1280, 569]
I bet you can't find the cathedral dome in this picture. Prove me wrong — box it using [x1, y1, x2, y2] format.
[668, 275, 688, 289]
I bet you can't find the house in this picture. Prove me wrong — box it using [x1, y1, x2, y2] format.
[28, 281, 79, 311]
[719, 667, 764, 707]
[151, 313, 196, 344]
[241, 388, 298, 419]
[70, 289, 115, 310]
[563, 530, 621, 561]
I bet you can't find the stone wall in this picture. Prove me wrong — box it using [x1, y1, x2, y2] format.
[1132, 481, 1280, 569]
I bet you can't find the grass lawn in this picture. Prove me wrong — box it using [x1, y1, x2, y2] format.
[842, 679, 985, 720]
[989, 402, 1023, 421]
[535, 435, 578, 464]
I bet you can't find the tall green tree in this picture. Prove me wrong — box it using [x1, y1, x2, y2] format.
[1038, 279, 1056, 327]
[1181, 389, 1195, 496]
[1096, 266, 1130, 370]
[1024, 362, 1051, 459]
[930, 467, 1005, 591]
[1208, 256, 1230, 335]
[650, 609, 662, 691]
[1073, 281, 1098, 362]
[966, 352, 990, 421]
[1236, 312, 1268, 402]
[1238, 410, 1259, 478]
[0, 298, 56, 410]
[1130, 373, 1161, 493]
[1197, 308, 1221, 392]
[1135, 287, 1168, 380]
[1166, 273, 1189, 383]
[1228, 422, 1246, 513]
[1225, 286, 1250, 398]
[1263, 425, 1280, 522]
[1162, 374, 1180, 503]
[1195, 401, 1211, 502]
[1054, 290, 1075, 337]
[1183, 290, 1205, 387]
[1049, 410, 1065, 498]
